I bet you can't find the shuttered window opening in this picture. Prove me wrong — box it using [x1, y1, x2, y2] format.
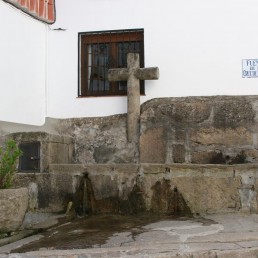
[3, 0, 56, 24]
[79, 29, 144, 97]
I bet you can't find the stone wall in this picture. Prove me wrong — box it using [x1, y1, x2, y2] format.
[55, 114, 138, 164]
[1, 132, 74, 172]
[4, 96, 258, 216]
[15, 172, 82, 213]
[140, 96, 258, 164]
[141, 164, 251, 215]
[1, 96, 258, 165]
[51, 96, 258, 165]
[45, 163, 258, 215]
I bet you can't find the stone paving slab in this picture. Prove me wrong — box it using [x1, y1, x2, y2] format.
[0, 235, 43, 255]
[1, 213, 258, 257]
[1, 245, 258, 258]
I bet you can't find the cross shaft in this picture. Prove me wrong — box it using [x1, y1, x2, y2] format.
[108, 53, 159, 143]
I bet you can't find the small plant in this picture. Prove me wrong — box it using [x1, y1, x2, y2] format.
[0, 139, 22, 189]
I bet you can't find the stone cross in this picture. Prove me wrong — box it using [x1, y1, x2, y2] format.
[108, 53, 159, 142]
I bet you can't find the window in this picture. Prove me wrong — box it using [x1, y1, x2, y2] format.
[19, 142, 40, 172]
[78, 29, 144, 97]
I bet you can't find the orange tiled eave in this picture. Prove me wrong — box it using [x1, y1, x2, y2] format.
[2, 0, 56, 24]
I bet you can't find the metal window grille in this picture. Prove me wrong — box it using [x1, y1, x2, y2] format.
[19, 142, 40, 172]
[79, 29, 144, 97]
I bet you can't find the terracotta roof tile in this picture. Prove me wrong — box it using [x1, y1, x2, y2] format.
[3, 0, 56, 24]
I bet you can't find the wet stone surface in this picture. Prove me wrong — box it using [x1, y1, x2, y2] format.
[2, 213, 258, 257]
[11, 214, 197, 253]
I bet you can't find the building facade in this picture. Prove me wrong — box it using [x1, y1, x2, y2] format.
[1, 0, 258, 125]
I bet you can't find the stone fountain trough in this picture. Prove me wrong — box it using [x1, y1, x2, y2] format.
[14, 163, 258, 216]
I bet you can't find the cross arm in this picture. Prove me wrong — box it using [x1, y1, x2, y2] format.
[108, 68, 129, 82]
[135, 67, 159, 80]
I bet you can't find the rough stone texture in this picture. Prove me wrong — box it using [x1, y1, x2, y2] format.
[213, 98, 255, 128]
[172, 144, 186, 163]
[14, 173, 82, 213]
[150, 178, 192, 214]
[78, 164, 145, 214]
[10, 163, 257, 216]
[55, 115, 138, 164]
[1, 96, 258, 216]
[190, 127, 253, 147]
[1, 132, 74, 172]
[140, 96, 258, 164]
[0, 163, 257, 216]
[1, 96, 258, 165]
[0, 188, 28, 233]
[52, 96, 258, 165]
[141, 98, 212, 126]
[46, 164, 140, 214]
[42, 163, 258, 215]
[140, 127, 166, 163]
[140, 164, 242, 215]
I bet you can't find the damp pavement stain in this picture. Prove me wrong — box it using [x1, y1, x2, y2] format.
[7, 214, 216, 253]
[2, 214, 258, 257]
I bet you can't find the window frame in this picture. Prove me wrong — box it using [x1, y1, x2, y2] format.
[78, 29, 145, 97]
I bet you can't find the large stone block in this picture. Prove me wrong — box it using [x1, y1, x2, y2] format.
[140, 128, 166, 163]
[142, 164, 243, 215]
[191, 151, 224, 164]
[172, 176, 241, 214]
[15, 171, 82, 213]
[93, 146, 116, 163]
[190, 127, 253, 147]
[141, 97, 211, 125]
[58, 115, 137, 164]
[0, 187, 28, 233]
[172, 144, 185, 163]
[213, 98, 255, 128]
[245, 149, 258, 163]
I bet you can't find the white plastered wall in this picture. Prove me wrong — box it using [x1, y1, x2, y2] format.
[0, 1, 47, 125]
[49, 0, 258, 118]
